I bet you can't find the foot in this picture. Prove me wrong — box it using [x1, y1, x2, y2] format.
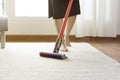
[61, 47, 68, 52]
[61, 41, 69, 52]
[65, 37, 71, 47]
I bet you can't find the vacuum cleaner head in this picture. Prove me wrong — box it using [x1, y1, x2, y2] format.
[40, 52, 67, 60]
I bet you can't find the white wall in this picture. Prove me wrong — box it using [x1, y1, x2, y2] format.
[7, 19, 58, 35]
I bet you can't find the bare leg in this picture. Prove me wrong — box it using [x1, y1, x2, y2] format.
[65, 15, 76, 46]
[54, 19, 63, 33]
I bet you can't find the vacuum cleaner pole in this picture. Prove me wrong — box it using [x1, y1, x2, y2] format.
[53, 0, 73, 53]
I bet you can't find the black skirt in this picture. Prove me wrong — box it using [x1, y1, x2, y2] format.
[49, 0, 81, 19]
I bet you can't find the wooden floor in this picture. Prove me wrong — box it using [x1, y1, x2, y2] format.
[6, 35, 120, 63]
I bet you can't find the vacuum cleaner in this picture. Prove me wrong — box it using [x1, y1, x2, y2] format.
[39, 0, 73, 60]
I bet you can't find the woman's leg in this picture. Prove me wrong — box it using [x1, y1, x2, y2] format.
[54, 19, 63, 33]
[65, 15, 76, 46]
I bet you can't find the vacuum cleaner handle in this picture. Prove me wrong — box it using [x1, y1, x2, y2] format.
[59, 0, 73, 38]
[53, 0, 73, 53]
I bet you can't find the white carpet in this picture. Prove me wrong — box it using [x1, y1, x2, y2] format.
[0, 42, 120, 80]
